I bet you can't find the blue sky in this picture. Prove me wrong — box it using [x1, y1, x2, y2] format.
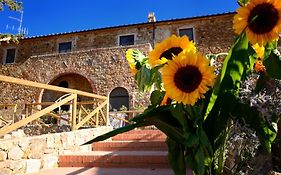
[0, 0, 238, 37]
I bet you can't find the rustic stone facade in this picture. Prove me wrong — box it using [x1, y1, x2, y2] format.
[0, 12, 236, 118]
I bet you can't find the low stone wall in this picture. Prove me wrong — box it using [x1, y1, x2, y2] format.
[0, 126, 112, 175]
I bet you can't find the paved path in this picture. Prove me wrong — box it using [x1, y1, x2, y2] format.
[26, 167, 175, 175]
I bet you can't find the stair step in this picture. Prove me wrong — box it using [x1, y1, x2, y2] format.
[59, 151, 169, 168]
[26, 167, 176, 175]
[112, 130, 166, 141]
[92, 141, 167, 151]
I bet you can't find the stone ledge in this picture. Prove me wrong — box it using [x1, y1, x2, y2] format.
[0, 126, 112, 175]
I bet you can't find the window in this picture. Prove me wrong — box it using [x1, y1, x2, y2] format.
[119, 34, 134, 46]
[179, 28, 194, 41]
[4, 48, 16, 64]
[58, 42, 72, 53]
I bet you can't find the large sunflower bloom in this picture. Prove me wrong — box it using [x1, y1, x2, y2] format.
[149, 35, 196, 67]
[233, 0, 281, 45]
[162, 50, 216, 105]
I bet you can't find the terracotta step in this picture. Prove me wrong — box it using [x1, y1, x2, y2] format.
[92, 141, 167, 151]
[59, 151, 169, 168]
[26, 167, 176, 175]
[112, 130, 166, 141]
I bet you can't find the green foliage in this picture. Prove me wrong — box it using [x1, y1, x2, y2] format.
[232, 103, 277, 152]
[167, 138, 186, 175]
[0, 0, 23, 43]
[0, 0, 22, 11]
[237, 0, 249, 6]
[264, 52, 281, 80]
[150, 90, 165, 107]
[135, 65, 163, 92]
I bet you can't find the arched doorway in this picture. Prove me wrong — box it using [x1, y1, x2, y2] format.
[40, 73, 95, 124]
[41, 73, 94, 103]
[109, 87, 129, 111]
[109, 87, 129, 128]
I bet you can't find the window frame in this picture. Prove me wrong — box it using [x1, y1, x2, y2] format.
[118, 34, 135, 46]
[178, 27, 195, 42]
[3, 47, 17, 64]
[58, 41, 73, 53]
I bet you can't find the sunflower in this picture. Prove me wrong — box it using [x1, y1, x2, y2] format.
[252, 43, 266, 73]
[126, 49, 138, 75]
[149, 35, 196, 67]
[254, 58, 266, 73]
[162, 50, 216, 105]
[233, 0, 281, 45]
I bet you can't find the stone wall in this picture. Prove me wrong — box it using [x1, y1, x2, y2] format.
[0, 44, 151, 120]
[0, 126, 112, 175]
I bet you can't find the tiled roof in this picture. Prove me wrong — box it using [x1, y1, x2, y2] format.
[24, 12, 235, 40]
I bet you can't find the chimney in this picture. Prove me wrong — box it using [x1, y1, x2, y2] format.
[148, 12, 156, 22]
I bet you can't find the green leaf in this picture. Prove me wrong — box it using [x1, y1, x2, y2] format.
[166, 137, 186, 175]
[204, 32, 250, 120]
[198, 127, 213, 155]
[132, 106, 185, 144]
[238, 0, 249, 6]
[185, 133, 199, 147]
[195, 146, 205, 175]
[254, 73, 269, 93]
[170, 104, 188, 128]
[150, 90, 165, 107]
[264, 51, 281, 79]
[150, 66, 163, 90]
[136, 65, 151, 92]
[82, 122, 149, 145]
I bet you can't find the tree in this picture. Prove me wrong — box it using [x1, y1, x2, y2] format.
[0, 0, 22, 43]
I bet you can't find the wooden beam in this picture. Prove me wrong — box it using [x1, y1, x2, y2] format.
[0, 75, 107, 100]
[25, 100, 99, 106]
[81, 105, 89, 115]
[110, 114, 132, 124]
[0, 104, 17, 107]
[109, 110, 143, 114]
[0, 94, 76, 137]
[99, 109, 106, 123]
[76, 100, 107, 129]
[45, 113, 69, 122]
[71, 94, 77, 131]
[106, 97, 110, 126]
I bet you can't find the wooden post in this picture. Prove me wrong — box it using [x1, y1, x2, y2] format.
[25, 104, 28, 118]
[95, 111, 99, 127]
[71, 94, 77, 131]
[12, 104, 17, 124]
[78, 105, 82, 123]
[106, 97, 110, 126]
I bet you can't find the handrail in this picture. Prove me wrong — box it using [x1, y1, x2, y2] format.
[0, 94, 77, 137]
[0, 75, 107, 100]
[0, 75, 110, 137]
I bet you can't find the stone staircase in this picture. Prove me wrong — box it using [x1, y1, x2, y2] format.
[59, 129, 169, 168]
[27, 129, 193, 175]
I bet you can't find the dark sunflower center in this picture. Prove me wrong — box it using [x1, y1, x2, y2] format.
[174, 65, 202, 93]
[248, 3, 279, 34]
[159, 47, 182, 60]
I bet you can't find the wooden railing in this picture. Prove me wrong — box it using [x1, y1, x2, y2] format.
[0, 75, 109, 137]
[109, 110, 143, 128]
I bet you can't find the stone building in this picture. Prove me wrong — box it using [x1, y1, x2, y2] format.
[0, 12, 235, 117]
